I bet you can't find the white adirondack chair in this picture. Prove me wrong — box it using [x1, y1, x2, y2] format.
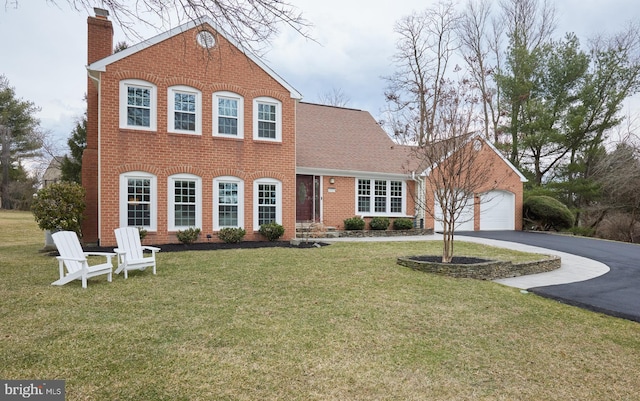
[114, 227, 161, 279]
[51, 231, 115, 289]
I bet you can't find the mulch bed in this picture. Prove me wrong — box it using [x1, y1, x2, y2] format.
[408, 255, 490, 264]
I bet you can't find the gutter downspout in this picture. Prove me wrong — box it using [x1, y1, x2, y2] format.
[88, 70, 102, 244]
[411, 171, 425, 229]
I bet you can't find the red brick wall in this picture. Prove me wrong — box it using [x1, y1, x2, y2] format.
[421, 141, 524, 231]
[316, 148, 522, 232]
[87, 24, 297, 246]
[319, 176, 417, 230]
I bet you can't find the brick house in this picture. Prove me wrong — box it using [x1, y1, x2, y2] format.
[296, 103, 526, 232]
[82, 9, 524, 246]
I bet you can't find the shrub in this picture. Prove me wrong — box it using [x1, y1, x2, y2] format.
[31, 182, 86, 236]
[259, 222, 285, 241]
[369, 216, 390, 230]
[138, 227, 148, 241]
[344, 216, 365, 230]
[176, 227, 201, 244]
[523, 196, 574, 231]
[218, 227, 246, 243]
[566, 226, 595, 237]
[393, 217, 414, 230]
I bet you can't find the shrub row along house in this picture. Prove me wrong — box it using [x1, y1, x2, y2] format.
[82, 9, 525, 246]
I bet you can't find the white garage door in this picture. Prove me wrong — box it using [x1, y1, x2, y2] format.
[434, 195, 474, 232]
[480, 190, 515, 230]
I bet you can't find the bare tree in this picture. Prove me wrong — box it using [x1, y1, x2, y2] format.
[13, 0, 311, 55]
[409, 79, 503, 262]
[592, 142, 640, 242]
[458, 0, 504, 143]
[317, 88, 351, 108]
[384, 1, 461, 146]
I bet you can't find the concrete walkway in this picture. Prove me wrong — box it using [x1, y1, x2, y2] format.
[322, 234, 610, 289]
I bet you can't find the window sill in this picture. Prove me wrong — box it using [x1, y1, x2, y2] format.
[119, 128, 157, 135]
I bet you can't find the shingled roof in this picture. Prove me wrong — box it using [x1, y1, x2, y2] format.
[296, 102, 411, 177]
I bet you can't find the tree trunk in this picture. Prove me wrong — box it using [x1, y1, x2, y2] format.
[1, 126, 11, 209]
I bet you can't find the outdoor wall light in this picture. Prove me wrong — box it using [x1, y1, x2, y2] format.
[329, 177, 335, 184]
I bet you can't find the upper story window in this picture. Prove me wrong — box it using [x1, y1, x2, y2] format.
[214, 92, 244, 138]
[119, 80, 157, 131]
[119, 171, 157, 231]
[168, 174, 202, 231]
[168, 86, 202, 135]
[356, 179, 406, 216]
[253, 97, 281, 142]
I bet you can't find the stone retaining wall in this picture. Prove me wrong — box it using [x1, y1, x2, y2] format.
[397, 255, 561, 280]
[338, 229, 434, 238]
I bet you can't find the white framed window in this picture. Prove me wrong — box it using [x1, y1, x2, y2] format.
[119, 80, 157, 131]
[168, 174, 202, 231]
[213, 92, 244, 138]
[356, 179, 406, 215]
[213, 176, 245, 230]
[253, 178, 282, 228]
[168, 86, 202, 134]
[119, 172, 157, 231]
[253, 97, 282, 142]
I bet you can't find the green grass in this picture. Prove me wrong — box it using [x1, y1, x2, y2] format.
[2, 210, 639, 400]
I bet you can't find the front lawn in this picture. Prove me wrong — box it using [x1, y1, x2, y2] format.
[1, 210, 639, 400]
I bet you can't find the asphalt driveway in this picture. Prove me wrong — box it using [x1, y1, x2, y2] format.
[458, 231, 640, 323]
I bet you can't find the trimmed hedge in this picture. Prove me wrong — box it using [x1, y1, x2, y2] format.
[523, 195, 574, 231]
[393, 218, 414, 230]
[218, 227, 246, 243]
[259, 222, 285, 241]
[344, 216, 365, 230]
[370, 217, 390, 230]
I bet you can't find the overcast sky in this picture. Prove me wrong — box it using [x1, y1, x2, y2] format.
[1, 0, 639, 153]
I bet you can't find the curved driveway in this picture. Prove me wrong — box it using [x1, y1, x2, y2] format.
[459, 231, 640, 323]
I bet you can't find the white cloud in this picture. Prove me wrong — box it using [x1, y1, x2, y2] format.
[1, 0, 639, 150]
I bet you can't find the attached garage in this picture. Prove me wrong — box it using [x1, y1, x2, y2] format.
[480, 190, 515, 230]
[434, 195, 474, 232]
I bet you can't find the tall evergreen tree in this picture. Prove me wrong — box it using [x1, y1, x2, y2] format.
[0, 75, 42, 209]
[60, 115, 87, 184]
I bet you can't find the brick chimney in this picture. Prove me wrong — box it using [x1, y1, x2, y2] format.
[87, 8, 113, 64]
[83, 8, 113, 245]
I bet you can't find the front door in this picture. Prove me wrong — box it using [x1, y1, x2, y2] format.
[296, 175, 320, 222]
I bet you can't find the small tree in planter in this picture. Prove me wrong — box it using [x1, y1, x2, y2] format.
[31, 182, 86, 237]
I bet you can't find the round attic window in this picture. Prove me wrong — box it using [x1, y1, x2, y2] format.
[196, 30, 216, 48]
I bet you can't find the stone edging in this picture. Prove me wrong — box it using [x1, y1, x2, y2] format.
[396, 255, 561, 280]
[338, 228, 434, 238]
